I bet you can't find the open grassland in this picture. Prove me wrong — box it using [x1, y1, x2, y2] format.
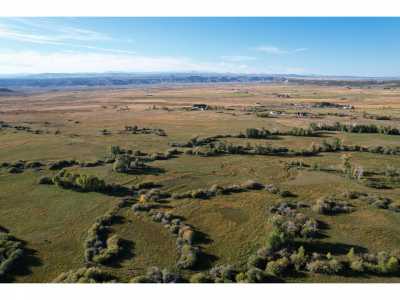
[1, 83, 400, 283]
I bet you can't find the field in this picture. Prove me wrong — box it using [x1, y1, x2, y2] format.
[2, 82, 400, 283]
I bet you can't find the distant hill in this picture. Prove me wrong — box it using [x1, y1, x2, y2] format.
[0, 72, 399, 90]
[0, 88, 14, 93]
[0, 73, 283, 90]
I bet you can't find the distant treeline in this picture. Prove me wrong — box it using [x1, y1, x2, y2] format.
[310, 122, 400, 135]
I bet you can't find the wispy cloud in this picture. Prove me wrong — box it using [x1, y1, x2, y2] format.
[293, 48, 308, 53]
[220, 55, 256, 62]
[0, 18, 135, 55]
[254, 46, 288, 54]
[254, 45, 308, 54]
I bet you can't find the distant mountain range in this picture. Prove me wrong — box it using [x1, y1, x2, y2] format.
[0, 72, 399, 91]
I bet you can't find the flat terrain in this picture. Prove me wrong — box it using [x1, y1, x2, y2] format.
[1, 83, 400, 283]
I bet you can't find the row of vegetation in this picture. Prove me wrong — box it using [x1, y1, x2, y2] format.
[0, 160, 44, 174]
[310, 122, 400, 135]
[53, 267, 115, 283]
[0, 121, 52, 135]
[0, 229, 25, 281]
[121, 125, 167, 136]
[174, 134, 400, 161]
[84, 201, 125, 265]
[39, 170, 131, 197]
[131, 203, 203, 270]
[171, 180, 265, 200]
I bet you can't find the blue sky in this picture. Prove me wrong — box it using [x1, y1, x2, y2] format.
[0, 17, 399, 76]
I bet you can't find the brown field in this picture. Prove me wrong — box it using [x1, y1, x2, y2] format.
[1, 82, 400, 283]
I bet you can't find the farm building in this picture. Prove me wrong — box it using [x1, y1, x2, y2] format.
[192, 104, 209, 111]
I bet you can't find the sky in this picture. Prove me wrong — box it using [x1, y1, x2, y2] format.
[0, 17, 399, 76]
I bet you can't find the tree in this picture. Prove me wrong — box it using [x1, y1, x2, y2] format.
[341, 154, 353, 178]
[112, 155, 130, 173]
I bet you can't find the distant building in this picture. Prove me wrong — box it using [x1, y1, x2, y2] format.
[192, 104, 209, 111]
[342, 104, 354, 110]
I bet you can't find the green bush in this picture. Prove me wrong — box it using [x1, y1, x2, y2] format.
[290, 246, 308, 271]
[112, 155, 131, 173]
[209, 265, 237, 283]
[38, 176, 53, 185]
[306, 255, 342, 275]
[246, 268, 266, 283]
[266, 257, 290, 276]
[130, 275, 155, 283]
[245, 128, 271, 139]
[247, 254, 266, 269]
[176, 244, 198, 269]
[92, 235, 122, 264]
[266, 229, 290, 252]
[312, 197, 352, 215]
[190, 272, 213, 283]
[0, 232, 24, 279]
[53, 267, 114, 283]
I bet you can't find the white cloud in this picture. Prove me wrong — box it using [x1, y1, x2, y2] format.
[0, 19, 133, 55]
[0, 51, 264, 74]
[0, 18, 111, 44]
[220, 55, 256, 62]
[254, 46, 288, 54]
[293, 48, 308, 53]
[254, 45, 308, 55]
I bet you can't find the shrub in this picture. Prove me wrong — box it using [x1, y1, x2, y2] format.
[110, 145, 124, 157]
[245, 128, 270, 139]
[209, 265, 237, 283]
[130, 275, 155, 283]
[141, 188, 171, 202]
[48, 159, 77, 170]
[84, 207, 121, 265]
[190, 272, 213, 283]
[241, 180, 264, 190]
[246, 267, 266, 283]
[92, 235, 122, 264]
[53, 267, 114, 283]
[161, 268, 184, 283]
[132, 203, 153, 212]
[269, 207, 319, 239]
[112, 155, 131, 173]
[301, 219, 319, 238]
[384, 256, 399, 274]
[342, 190, 367, 200]
[347, 248, 364, 272]
[8, 167, 22, 174]
[0, 232, 24, 279]
[306, 256, 342, 275]
[290, 246, 308, 271]
[266, 229, 290, 252]
[235, 272, 248, 283]
[52, 170, 107, 193]
[366, 195, 392, 209]
[266, 257, 291, 276]
[25, 161, 44, 169]
[247, 254, 266, 269]
[134, 181, 158, 190]
[145, 266, 163, 283]
[176, 244, 198, 269]
[38, 176, 53, 185]
[312, 197, 352, 215]
[279, 190, 296, 198]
